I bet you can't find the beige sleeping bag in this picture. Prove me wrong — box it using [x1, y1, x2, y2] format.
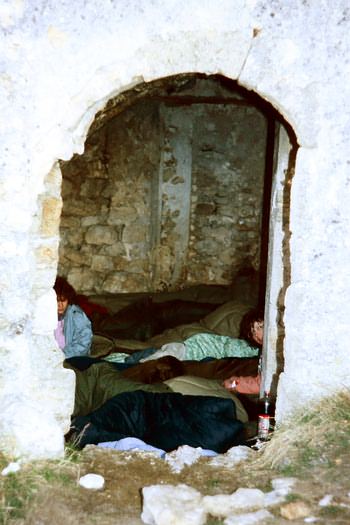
[137, 300, 251, 348]
[164, 375, 248, 423]
[92, 300, 253, 355]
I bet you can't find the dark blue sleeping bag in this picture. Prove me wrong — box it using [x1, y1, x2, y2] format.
[71, 390, 244, 453]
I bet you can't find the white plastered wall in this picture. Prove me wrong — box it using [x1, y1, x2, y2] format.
[1, 0, 350, 457]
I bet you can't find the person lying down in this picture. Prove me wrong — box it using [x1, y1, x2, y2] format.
[103, 332, 259, 365]
[103, 307, 264, 365]
[65, 309, 264, 452]
[223, 374, 261, 395]
[220, 308, 263, 395]
[68, 384, 246, 453]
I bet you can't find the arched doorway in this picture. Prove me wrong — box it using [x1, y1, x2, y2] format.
[57, 73, 297, 405]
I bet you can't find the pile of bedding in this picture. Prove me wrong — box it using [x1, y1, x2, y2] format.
[65, 270, 262, 453]
[66, 359, 252, 451]
[83, 268, 259, 356]
[65, 354, 260, 452]
[88, 298, 257, 358]
[70, 390, 244, 453]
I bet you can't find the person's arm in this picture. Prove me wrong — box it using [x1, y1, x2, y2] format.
[64, 306, 93, 358]
[223, 374, 261, 394]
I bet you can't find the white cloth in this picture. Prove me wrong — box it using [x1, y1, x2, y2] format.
[140, 342, 186, 362]
[98, 437, 166, 457]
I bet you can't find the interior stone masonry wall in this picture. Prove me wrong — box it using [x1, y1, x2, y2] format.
[59, 101, 161, 294]
[1, 0, 350, 458]
[58, 79, 267, 295]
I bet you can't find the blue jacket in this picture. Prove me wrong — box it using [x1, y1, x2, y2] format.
[63, 304, 92, 358]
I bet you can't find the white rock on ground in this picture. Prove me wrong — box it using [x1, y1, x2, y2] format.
[207, 445, 254, 468]
[141, 484, 205, 525]
[264, 477, 298, 505]
[271, 477, 297, 495]
[224, 509, 274, 525]
[202, 488, 266, 517]
[141, 476, 298, 525]
[165, 445, 216, 473]
[318, 494, 333, 506]
[78, 473, 105, 490]
[1, 462, 21, 476]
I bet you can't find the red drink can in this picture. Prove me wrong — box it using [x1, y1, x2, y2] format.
[258, 414, 270, 440]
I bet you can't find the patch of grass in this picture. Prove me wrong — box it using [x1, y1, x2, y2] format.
[319, 505, 349, 518]
[205, 518, 224, 525]
[278, 462, 298, 476]
[39, 466, 72, 485]
[0, 471, 36, 523]
[284, 492, 301, 503]
[206, 478, 221, 489]
[255, 389, 350, 475]
[64, 443, 83, 462]
[0, 451, 81, 525]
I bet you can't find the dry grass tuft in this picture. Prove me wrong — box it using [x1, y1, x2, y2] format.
[255, 389, 350, 472]
[0, 449, 82, 525]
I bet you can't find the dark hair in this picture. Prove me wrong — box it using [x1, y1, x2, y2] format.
[54, 276, 77, 304]
[239, 307, 264, 346]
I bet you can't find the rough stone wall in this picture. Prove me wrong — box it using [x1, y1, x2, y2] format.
[59, 101, 161, 293]
[59, 84, 267, 294]
[1, 0, 350, 458]
[189, 104, 266, 283]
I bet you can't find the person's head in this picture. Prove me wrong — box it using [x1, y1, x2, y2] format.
[54, 276, 77, 316]
[239, 307, 264, 346]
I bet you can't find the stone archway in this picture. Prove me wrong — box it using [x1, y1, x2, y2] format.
[0, 65, 298, 461]
[56, 72, 297, 407]
[2, 1, 348, 459]
[38, 72, 297, 460]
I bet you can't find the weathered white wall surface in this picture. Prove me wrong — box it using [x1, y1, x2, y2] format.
[1, 0, 350, 457]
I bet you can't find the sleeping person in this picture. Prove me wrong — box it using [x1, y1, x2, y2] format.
[68, 387, 245, 452]
[219, 307, 264, 394]
[223, 373, 261, 394]
[239, 307, 264, 347]
[64, 307, 266, 453]
[137, 332, 260, 362]
[104, 308, 264, 365]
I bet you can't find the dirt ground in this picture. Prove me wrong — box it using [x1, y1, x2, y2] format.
[17, 441, 350, 525]
[3, 393, 350, 524]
